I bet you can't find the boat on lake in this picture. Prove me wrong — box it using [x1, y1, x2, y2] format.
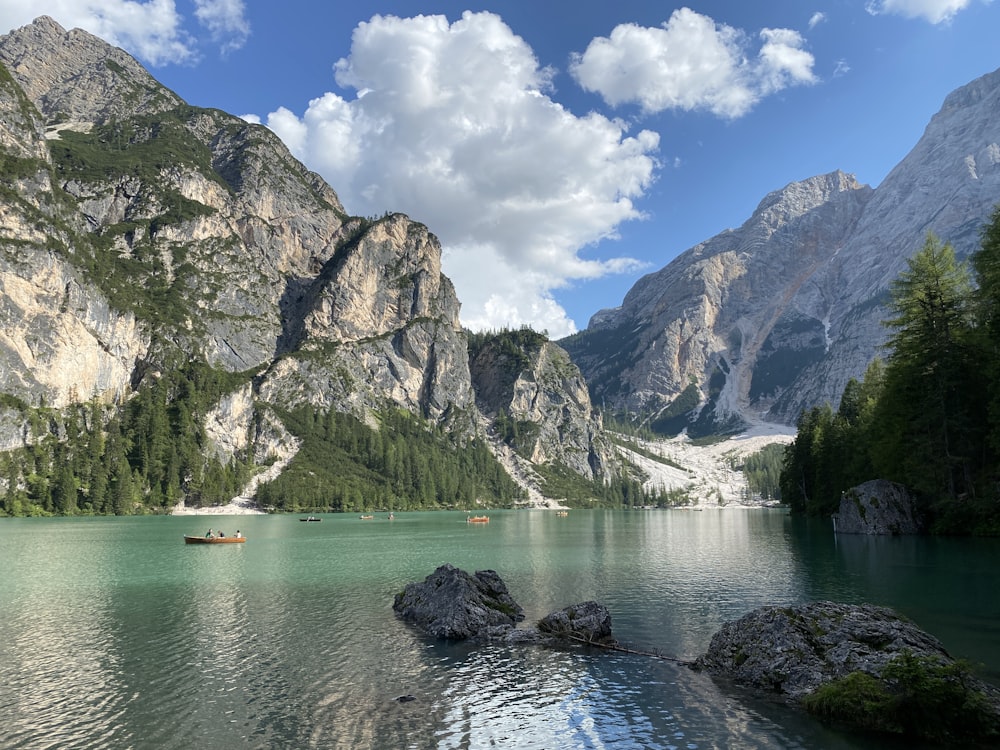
[359, 514, 374, 520]
[183, 535, 245, 544]
[466, 515, 490, 524]
[300, 516, 321, 522]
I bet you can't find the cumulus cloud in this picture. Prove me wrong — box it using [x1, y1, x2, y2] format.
[263, 12, 658, 337]
[0, 0, 249, 65]
[865, 0, 972, 23]
[193, 0, 249, 54]
[568, 7, 816, 119]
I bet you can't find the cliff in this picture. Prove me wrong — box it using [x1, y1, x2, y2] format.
[0, 17, 606, 510]
[563, 67, 1000, 430]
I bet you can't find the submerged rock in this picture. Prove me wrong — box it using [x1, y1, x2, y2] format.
[393, 564, 615, 647]
[833, 479, 922, 535]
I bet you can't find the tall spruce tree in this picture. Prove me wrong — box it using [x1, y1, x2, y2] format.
[972, 205, 1000, 456]
[873, 234, 980, 500]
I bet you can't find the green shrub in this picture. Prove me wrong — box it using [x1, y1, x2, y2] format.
[803, 652, 1000, 744]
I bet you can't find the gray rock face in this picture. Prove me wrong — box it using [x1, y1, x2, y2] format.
[834, 480, 922, 535]
[0, 16, 607, 499]
[563, 171, 872, 428]
[696, 601, 952, 700]
[565, 66, 1000, 429]
[470, 337, 608, 479]
[393, 565, 616, 647]
[392, 564, 526, 641]
[0, 15, 182, 125]
[537, 601, 615, 645]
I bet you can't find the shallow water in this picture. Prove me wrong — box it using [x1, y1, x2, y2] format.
[0, 510, 996, 749]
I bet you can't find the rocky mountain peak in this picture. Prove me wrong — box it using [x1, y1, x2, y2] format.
[564, 169, 872, 431]
[0, 16, 181, 127]
[0, 16, 611, 508]
[565, 66, 1000, 432]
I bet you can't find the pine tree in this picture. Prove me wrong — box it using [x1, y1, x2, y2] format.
[972, 205, 1000, 456]
[876, 234, 981, 500]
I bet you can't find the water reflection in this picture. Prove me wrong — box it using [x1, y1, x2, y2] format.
[0, 513, 996, 749]
[1, 520, 135, 749]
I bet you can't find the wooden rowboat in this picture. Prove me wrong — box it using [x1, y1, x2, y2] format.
[466, 515, 490, 524]
[300, 516, 322, 522]
[184, 535, 245, 544]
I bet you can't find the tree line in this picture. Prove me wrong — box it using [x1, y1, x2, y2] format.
[255, 406, 525, 512]
[0, 356, 251, 516]
[780, 208, 1000, 535]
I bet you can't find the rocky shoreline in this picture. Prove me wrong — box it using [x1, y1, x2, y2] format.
[395, 565, 1000, 746]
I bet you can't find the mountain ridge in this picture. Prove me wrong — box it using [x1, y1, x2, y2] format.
[0, 16, 614, 512]
[563, 65, 1000, 430]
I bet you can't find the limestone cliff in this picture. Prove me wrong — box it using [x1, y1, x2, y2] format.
[469, 330, 607, 480]
[0, 16, 603, 505]
[564, 66, 1000, 430]
[564, 171, 872, 432]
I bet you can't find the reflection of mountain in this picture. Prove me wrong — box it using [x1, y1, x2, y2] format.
[563, 67, 1000, 431]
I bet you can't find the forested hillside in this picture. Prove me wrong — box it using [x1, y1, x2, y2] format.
[780, 208, 1000, 535]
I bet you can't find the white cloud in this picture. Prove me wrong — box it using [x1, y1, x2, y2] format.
[0, 0, 249, 65]
[808, 12, 827, 29]
[193, 0, 249, 54]
[568, 7, 816, 119]
[865, 0, 972, 23]
[264, 12, 658, 337]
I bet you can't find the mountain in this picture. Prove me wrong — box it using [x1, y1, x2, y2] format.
[0, 17, 610, 511]
[563, 67, 1000, 432]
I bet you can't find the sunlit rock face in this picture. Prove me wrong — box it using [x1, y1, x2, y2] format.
[564, 67, 1000, 429]
[469, 337, 608, 479]
[0, 16, 604, 496]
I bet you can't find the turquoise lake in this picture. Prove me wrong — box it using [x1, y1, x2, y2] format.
[1, 509, 997, 749]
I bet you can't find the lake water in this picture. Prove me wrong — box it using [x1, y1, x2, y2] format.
[1, 509, 997, 749]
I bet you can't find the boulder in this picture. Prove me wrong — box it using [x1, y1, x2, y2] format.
[833, 479, 922, 535]
[537, 601, 616, 645]
[696, 601, 947, 698]
[696, 601, 1000, 743]
[393, 565, 616, 647]
[392, 564, 524, 640]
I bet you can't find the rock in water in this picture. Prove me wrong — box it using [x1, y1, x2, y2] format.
[537, 601, 616, 645]
[696, 601, 1000, 743]
[696, 602, 944, 697]
[392, 564, 525, 640]
[833, 479, 922, 535]
[394, 565, 618, 648]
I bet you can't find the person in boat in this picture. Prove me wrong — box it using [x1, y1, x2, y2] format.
[205, 528, 213, 538]
[234, 530, 241, 538]
[218, 531, 225, 538]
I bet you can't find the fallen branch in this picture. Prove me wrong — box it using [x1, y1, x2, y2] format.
[564, 634, 694, 666]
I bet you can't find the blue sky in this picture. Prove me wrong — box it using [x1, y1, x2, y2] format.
[1, 1, 999, 337]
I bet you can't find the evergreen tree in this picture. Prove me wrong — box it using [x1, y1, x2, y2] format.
[972, 205, 1000, 455]
[875, 234, 981, 500]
